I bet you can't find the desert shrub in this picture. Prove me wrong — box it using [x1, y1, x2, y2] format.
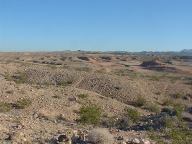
[161, 107, 177, 116]
[115, 117, 130, 130]
[14, 98, 32, 109]
[11, 72, 27, 84]
[57, 80, 73, 86]
[100, 56, 111, 61]
[148, 133, 165, 144]
[184, 77, 192, 85]
[162, 99, 185, 119]
[125, 108, 140, 122]
[6, 90, 14, 94]
[166, 128, 192, 144]
[114, 69, 141, 78]
[162, 98, 174, 106]
[149, 75, 160, 81]
[87, 128, 114, 144]
[144, 102, 160, 113]
[162, 116, 176, 128]
[60, 56, 67, 61]
[78, 94, 88, 99]
[170, 93, 182, 99]
[101, 113, 133, 130]
[0, 102, 12, 112]
[148, 113, 192, 144]
[79, 105, 101, 125]
[101, 116, 117, 128]
[149, 124, 192, 144]
[77, 56, 89, 61]
[173, 104, 185, 119]
[134, 96, 146, 107]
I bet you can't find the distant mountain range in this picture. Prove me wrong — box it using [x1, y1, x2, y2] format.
[180, 49, 192, 55]
[106, 49, 192, 56]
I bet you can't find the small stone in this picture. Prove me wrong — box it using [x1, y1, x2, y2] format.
[33, 113, 39, 119]
[141, 139, 151, 144]
[132, 138, 140, 144]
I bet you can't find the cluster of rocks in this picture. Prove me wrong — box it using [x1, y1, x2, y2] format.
[129, 107, 177, 131]
[122, 138, 153, 144]
[48, 129, 154, 144]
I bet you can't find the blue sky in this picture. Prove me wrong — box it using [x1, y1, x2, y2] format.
[0, 0, 192, 52]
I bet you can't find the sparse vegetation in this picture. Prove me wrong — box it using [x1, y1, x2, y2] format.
[149, 118, 192, 144]
[6, 90, 14, 94]
[0, 102, 12, 112]
[79, 105, 101, 125]
[162, 98, 175, 106]
[13, 72, 28, 84]
[113, 69, 141, 78]
[134, 96, 146, 107]
[4, 72, 28, 84]
[0, 52, 192, 143]
[78, 94, 88, 99]
[184, 76, 192, 85]
[115, 117, 130, 130]
[101, 115, 117, 128]
[125, 108, 140, 122]
[144, 102, 160, 113]
[170, 93, 183, 99]
[57, 80, 73, 86]
[14, 98, 32, 109]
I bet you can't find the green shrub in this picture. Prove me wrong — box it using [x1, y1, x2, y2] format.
[148, 116, 192, 144]
[144, 102, 160, 113]
[78, 94, 88, 99]
[162, 99, 184, 119]
[79, 105, 101, 125]
[125, 108, 140, 122]
[173, 104, 185, 119]
[162, 116, 176, 128]
[149, 75, 160, 81]
[162, 98, 174, 106]
[4, 72, 28, 84]
[148, 131, 165, 144]
[14, 98, 32, 109]
[12, 72, 27, 84]
[166, 128, 192, 144]
[0, 102, 12, 112]
[134, 96, 146, 107]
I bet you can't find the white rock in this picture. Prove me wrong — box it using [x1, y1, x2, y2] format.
[132, 138, 140, 144]
[141, 139, 151, 144]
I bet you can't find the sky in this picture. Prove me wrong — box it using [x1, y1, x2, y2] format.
[0, 0, 192, 52]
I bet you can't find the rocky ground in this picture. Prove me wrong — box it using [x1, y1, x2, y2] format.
[0, 52, 191, 144]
